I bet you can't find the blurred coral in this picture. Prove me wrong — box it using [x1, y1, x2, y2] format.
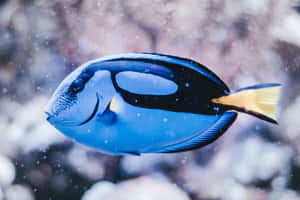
[0, 0, 300, 200]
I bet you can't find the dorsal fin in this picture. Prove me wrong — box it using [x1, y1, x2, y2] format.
[155, 112, 237, 153]
[86, 53, 229, 91]
[138, 52, 229, 91]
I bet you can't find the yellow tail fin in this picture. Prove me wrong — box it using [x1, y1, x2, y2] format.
[211, 84, 281, 123]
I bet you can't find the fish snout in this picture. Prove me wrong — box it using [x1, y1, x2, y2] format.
[44, 102, 56, 122]
[44, 99, 57, 122]
[44, 110, 56, 124]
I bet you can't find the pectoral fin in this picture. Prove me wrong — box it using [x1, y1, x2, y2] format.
[97, 96, 117, 125]
[109, 95, 118, 112]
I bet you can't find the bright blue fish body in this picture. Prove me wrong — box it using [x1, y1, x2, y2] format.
[45, 53, 280, 155]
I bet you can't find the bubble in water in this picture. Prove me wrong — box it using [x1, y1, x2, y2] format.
[2, 87, 7, 94]
[181, 156, 188, 165]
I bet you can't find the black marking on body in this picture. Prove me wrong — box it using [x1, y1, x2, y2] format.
[77, 53, 230, 115]
[79, 93, 100, 126]
[108, 59, 227, 114]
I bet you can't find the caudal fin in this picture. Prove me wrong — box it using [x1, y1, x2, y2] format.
[211, 83, 281, 124]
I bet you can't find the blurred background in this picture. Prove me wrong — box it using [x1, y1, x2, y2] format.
[0, 0, 300, 199]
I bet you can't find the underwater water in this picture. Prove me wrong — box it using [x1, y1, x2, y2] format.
[0, 0, 300, 199]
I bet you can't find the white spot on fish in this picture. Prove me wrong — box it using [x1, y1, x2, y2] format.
[255, 125, 261, 131]
[213, 107, 220, 112]
[185, 82, 190, 87]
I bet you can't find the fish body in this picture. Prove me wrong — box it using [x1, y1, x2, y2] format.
[45, 53, 280, 155]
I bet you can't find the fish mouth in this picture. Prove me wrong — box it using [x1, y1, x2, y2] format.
[79, 93, 100, 126]
[45, 111, 52, 121]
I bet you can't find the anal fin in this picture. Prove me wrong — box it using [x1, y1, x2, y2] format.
[155, 112, 237, 153]
[120, 151, 141, 156]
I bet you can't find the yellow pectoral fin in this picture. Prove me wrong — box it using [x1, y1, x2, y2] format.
[109, 96, 118, 112]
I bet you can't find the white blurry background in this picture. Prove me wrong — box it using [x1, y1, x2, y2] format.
[0, 0, 300, 199]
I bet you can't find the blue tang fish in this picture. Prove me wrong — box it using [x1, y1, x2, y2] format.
[45, 53, 281, 155]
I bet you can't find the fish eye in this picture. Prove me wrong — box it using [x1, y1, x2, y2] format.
[69, 79, 84, 93]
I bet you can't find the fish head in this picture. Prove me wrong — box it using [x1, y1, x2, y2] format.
[45, 67, 116, 131]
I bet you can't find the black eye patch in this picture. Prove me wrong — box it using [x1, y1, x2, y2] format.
[68, 69, 95, 94]
[69, 79, 84, 93]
